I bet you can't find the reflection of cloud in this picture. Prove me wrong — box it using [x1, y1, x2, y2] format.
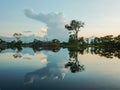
[40, 57, 47, 63]
[22, 52, 47, 63]
[24, 62, 68, 84]
[38, 52, 47, 62]
[23, 48, 69, 84]
[23, 57, 32, 60]
[24, 8, 69, 41]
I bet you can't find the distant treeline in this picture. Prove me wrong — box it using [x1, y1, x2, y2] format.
[0, 38, 61, 52]
[0, 34, 120, 59]
[0, 34, 120, 49]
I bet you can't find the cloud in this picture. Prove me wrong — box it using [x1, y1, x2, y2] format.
[22, 27, 47, 38]
[24, 8, 69, 41]
[35, 27, 47, 38]
[23, 31, 32, 33]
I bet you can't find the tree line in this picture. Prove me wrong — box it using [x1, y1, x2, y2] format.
[0, 20, 120, 51]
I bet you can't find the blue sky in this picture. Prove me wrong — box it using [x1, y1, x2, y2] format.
[0, 0, 120, 40]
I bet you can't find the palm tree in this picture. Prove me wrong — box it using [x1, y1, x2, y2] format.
[65, 20, 84, 40]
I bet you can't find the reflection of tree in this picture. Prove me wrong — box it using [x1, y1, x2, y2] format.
[0, 46, 7, 53]
[90, 47, 120, 59]
[65, 60, 84, 73]
[13, 48, 23, 58]
[65, 50, 84, 73]
[13, 53, 22, 58]
[89, 35, 120, 59]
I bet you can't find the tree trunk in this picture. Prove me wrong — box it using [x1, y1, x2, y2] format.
[75, 31, 78, 40]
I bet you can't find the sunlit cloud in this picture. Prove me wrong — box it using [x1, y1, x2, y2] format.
[36, 52, 47, 63]
[24, 8, 69, 41]
[22, 27, 47, 38]
[22, 51, 47, 64]
[34, 27, 47, 38]
[40, 57, 47, 63]
[40, 27, 47, 33]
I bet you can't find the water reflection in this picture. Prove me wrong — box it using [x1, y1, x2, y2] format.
[1, 45, 120, 59]
[24, 49, 84, 84]
[1, 47, 120, 89]
[89, 47, 120, 59]
[13, 53, 22, 58]
[24, 62, 67, 84]
[21, 46, 120, 84]
[65, 50, 84, 73]
[1, 47, 120, 79]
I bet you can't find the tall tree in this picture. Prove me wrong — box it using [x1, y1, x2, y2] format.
[65, 20, 84, 40]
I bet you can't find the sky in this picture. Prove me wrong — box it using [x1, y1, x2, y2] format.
[0, 0, 120, 41]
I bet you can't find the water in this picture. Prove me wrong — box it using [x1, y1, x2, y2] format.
[0, 48, 120, 90]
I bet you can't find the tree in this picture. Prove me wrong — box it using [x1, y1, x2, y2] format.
[114, 35, 120, 43]
[78, 37, 85, 44]
[13, 33, 22, 41]
[65, 20, 84, 40]
[52, 39, 60, 44]
[93, 37, 101, 45]
[0, 38, 6, 44]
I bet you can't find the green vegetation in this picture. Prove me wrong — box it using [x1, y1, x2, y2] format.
[13, 33, 22, 41]
[65, 20, 84, 40]
[1, 20, 120, 74]
[90, 35, 120, 49]
[0, 20, 120, 56]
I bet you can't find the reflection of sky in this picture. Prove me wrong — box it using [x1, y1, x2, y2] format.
[0, 48, 69, 85]
[0, 48, 47, 70]
[77, 53, 120, 89]
[24, 49, 69, 84]
[0, 48, 34, 55]
[78, 53, 120, 74]
[1, 49, 120, 89]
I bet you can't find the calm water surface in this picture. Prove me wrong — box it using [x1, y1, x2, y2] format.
[0, 48, 120, 90]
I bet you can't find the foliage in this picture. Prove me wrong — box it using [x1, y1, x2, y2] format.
[52, 39, 60, 44]
[65, 50, 84, 73]
[0, 38, 6, 44]
[13, 33, 22, 41]
[65, 20, 84, 41]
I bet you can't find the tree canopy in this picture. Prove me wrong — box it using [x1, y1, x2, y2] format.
[13, 33, 22, 41]
[65, 20, 84, 40]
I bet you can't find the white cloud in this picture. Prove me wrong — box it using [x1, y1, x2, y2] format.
[23, 31, 32, 33]
[24, 8, 69, 41]
[22, 27, 47, 38]
[35, 27, 47, 38]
